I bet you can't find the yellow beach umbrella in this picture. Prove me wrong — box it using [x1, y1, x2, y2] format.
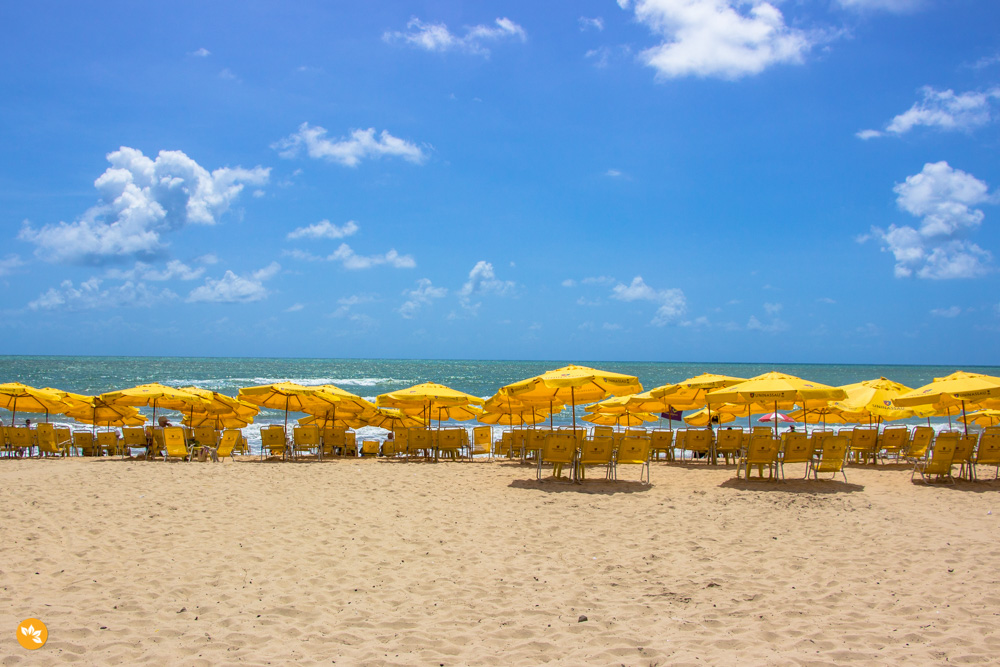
[708, 372, 847, 437]
[101, 383, 210, 427]
[238, 382, 343, 430]
[363, 407, 425, 430]
[894, 371, 1000, 435]
[377, 382, 485, 428]
[961, 409, 1000, 428]
[651, 373, 747, 426]
[831, 377, 923, 421]
[500, 365, 641, 432]
[582, 410, 657, 427]
[297, 413, 366, 429]
[65, 397, 147, 430]
[0, 382, 69, 424]
[185, 413, 252, 429]
[684, 407, 737, 427]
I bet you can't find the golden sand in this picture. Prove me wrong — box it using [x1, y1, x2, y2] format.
[2, 457, 999, 665]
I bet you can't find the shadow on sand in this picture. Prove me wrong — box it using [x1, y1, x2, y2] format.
[509, 477, 652, 495]
[719, 477, 865, 494]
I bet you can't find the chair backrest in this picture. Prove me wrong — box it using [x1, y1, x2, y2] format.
[781, 433, 813, 464]
[344, 431, 356, 446]
[649, 429, 673, 448]
[592, 425, 613, 438]
[752, 426, 773, 437]
[745, 437, 781, 465]
[816, 435, 849, 472]
[541, 432, 576, 465]
[716, 429, 742, 452]
[54, 426, 72, 448]
[260, 425, 286, 448]
[472, 426, 491, 446]
[686, 429, 712, 452]
[624, 427, 646, 438]
[409, 428, 430, 449]
[293, 425, 321, 446]
[907, 426, 934, 458]
[163, 427, 188, 457]
[217, 430, 240, 457]
[97, 431, 119, 447]
[975, 432, 1000, 465]
[361, 440, 379, 456]
[437, 429, 463, 450]
[579, 436, 613, 465]
[851, 428, 877, 449]
[193, 426, 218, 445]
[925, 436, 957, 474]
[7, 427, 33, 447]
[122, 426, 147, 447]
[673, 429, 688, 449]
[73, 431, 95, 449]
[953, 435, 976, 463]
[36, 423, 59, 453]
[616, 436, 651, 465]
[880, 427, 908, 449]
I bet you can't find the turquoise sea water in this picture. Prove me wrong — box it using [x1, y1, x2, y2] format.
[3, 357, 999, 448]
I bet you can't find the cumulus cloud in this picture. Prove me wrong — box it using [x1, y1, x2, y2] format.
[274, 123, 426, 167]
[287, 219, 359, 240]
[763, 302, 783, 315]
[0, 255, 25, 276]
[186, 262, 280, 303]
[622, 0, 814, 80]
[579, 16, 605, 31]
[458, 261, 515, 312]
[383, 17, 526, 56]
[611, 276, 687, 325]
[328, 244, 415, 270]
[105, 259, 205, 282]
[747, 314, 788, 333]
[190, 47, 211, 57]
[868, 162, 996, 279]
[19, 147, 269, 264]
[29, 277, 177, 311]
[399, 278, 447, 318]
[858, 86, 1000, 139]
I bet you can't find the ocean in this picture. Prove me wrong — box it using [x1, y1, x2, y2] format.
[3, 356, 999, 450]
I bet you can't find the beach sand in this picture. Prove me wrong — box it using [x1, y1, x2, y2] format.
[2, 456, 999, 665]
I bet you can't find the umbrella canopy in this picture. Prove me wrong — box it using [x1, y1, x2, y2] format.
[830, 377, 926, 421]
[684, 407, 737, 427]
[297, 413, 367, 429]
[479, 394, 559, 427]
[184, 413, 252, 429]
[650, 373, 747, 410]
[478, 410, 549, 426]
[624, 389, 676, 414]
[65, 396, 147, 428]
[708, 372, 847, 437]
[961, 409, 1000, 428]
[363, 407, 426, 430]
[101, 383, 210, 426]
[582, 411, 657, 427]
[758, 412, 795, 423]
[314, 385, 376, 414]
[377, 382, 485, 426]
[0, 382, 70, 423]
[500, 365, 641, 432]
[787, 405, 865, 426]
[894, 371, 1000, 435]
[238, 382, 342, 429]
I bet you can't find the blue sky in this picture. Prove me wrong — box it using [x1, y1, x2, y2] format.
[1, 0, 998, 364]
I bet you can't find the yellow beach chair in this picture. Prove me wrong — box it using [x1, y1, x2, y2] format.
[163, 426, 195, 462]
[649, 429, 674, 461]
[879, 426, 909, 461]
[715, 428, 742, 465]
[953, 435, 978, 481]
[471, 426, 491, 459]
[779, 432, 813, 479]
[259, 425, 287, 461]
[36, 423, 67, 457]
[537, 431, 576, 481]
[974, 432, 1000, 480]
[577, 435, 613, 480]
[905, 426, 934, 462]
[292, 425, 321, 459]
[912, 434, 958, 484]
[807, 435, 849, 481]
[738, 436, 781, 480]
[612, 436, 651, 484]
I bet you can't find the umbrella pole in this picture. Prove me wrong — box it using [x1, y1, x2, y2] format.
[12, 396, 17, 426]
[773, 401, 778, 439]
[571, 387, 577, 435]
[962, 400, 968, 437]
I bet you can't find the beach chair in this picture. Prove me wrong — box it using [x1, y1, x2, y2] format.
[259, 425, 287, 461]
[54, 426, 72, 455]
[121, 426, 147, 457]
[342, 431, 357, 457]
[912, 434, 958, 484]
[974, 432, 1000, 480]
[953, 435, 978, 481]
[35, 423, 67, 457]
[612, 436, 651, 484]
[525, 429, 548, 462]
[536, 431, 576, 481]
[592, 425, 613, 439]
[72, 431, 98, 457]
[904, 426, 934, 462]
[752, 426, 773, 438]
[192, 427, 218, 449]
[435, 429, 464, 460]
[649, 429, 674, 461]
[878, 427, 908, 461]
[849, 428, 878, 465]
[203, 429, 240, 462]
[807, 435, 849, 481]
[320, 428, 344, 457]
[577, 435, 613, 480]
[493, 431, 512, 458]
[361, 440, 379, 457]
[715, 428, 742, 465]
[163, 426, 196, 462]
[684, 429, 712, 462]
[389, 429, 408, 458]
[471, 426, 491, 459]
[7, 427, 34, 457]
[672, 429, 688, 460]
[97, 431, 122, 457]
[292, 425, 321, 459]
[779, 432, 813, 479]
[737, 436, 781, 480]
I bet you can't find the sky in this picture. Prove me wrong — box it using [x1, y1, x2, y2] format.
[1, 0, 999, 364]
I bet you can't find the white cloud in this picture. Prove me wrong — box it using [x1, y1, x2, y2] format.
[274, 123, 427, 167]
[458, 261, 515, 312]
[747, 315, 788, 333]
[186, 262, 280, 303]
[836, 0, 924, 11]
[624, 0, 814, 80]
[287, 219, 359, 240]
[383, 17, 526, 56]
[29, 277, 177, 311]
[285, 303, 305, 313]
[816, 297, 836, 304]
[763, 302, 782, 315]
[611, 276, 687, 325]
[603, 322, 623, 331]
[579, 16, 605, 31]
[971, 54, 1000, 70]
[196, 253, 219, 265]
[859, 86, 1000, 139]
[561, 278, 577, 287]
[930, 306, 961, 318]
[219, 68, 239, 82]
[0, 255, 25, 276]
[105, 259, 205, 282]
[606, 169, 624, 177]
[582, 275, 616, 285]
[19, 147, 269, 264]
[190, 47, 211, 57]
[328, 244, 415, 270]
[869, 162, 996, 279]
[332, 294, 376, 318]
[400, 278, 447, 318]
